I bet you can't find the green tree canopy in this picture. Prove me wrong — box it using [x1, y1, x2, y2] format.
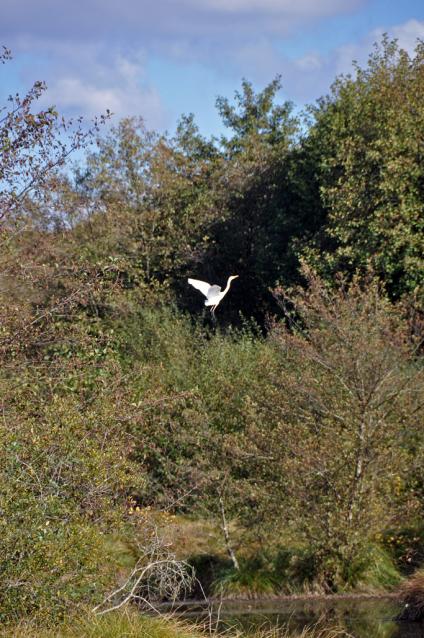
[304, 36, 424, 302]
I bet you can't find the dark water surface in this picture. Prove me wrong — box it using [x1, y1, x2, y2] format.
[173, 597, 424, 637]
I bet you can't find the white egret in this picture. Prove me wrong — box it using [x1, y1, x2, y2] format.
[188, 275, 239, 315]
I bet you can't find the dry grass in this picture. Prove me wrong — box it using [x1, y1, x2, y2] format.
[397, 569, 424, 621]
[154, 514, 225, 560]
[252, 629, 352, 638]
[0, 610, 354, 638]
[0, 611, 203, 638]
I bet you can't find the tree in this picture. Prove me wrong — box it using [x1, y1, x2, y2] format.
[74, 116, 220, 302]
[235, 269, 424, 589]
[216, 76, 296, 155]
[0, 46, 109, 228]
[197, 78, 310, 322]
[304, 36, 424, 303]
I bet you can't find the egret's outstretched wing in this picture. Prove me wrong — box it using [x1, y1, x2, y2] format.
[207, 285, 221, 300]
[188, 278, 211, 298]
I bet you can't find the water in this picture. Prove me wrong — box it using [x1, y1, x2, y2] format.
[172, 597, 424, 637]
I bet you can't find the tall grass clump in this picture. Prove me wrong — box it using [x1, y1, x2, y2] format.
[0, 611, 205, 638]
[251, 627, 353, 638]
[351, 545, 402, 592]
[213, 556, 278, 598]
[0, 606, 357, 637]
[397, 569, 424, 621]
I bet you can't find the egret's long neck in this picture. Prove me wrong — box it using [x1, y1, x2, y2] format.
[223, 277, 233, 295]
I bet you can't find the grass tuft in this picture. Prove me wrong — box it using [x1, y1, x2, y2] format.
[397, 569, 424, 621]
[0, 610, 355, 637]
[0, 610, 203, 638]
[212, 557, 278, 598]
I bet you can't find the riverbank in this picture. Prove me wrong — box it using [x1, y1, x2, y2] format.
[0, 588, 411, 637]
[158, 591, 400, 615]
[0, 609, 355, 638]
[0, 612, 203, 638]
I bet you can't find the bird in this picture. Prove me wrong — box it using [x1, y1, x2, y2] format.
[188, 275, 239, 315]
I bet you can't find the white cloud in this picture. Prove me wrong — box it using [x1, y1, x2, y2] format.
[295, 53, 323, 72]
[46, 75, 165, 126]
[236, 18, 424, 105]
[1, 0, 368, 115]
[4, 1, 423, 132]
[48, 78, 123, 114]
[2, 0, 364, 44]
[186, 0, 361, 17]
[382, 19, 424, 52]
[34, 46, 168, 128]
[329, 18, 424, 78]
[230, 39, 283, 79]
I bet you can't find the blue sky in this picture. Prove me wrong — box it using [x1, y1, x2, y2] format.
[1, 0, 424, 138]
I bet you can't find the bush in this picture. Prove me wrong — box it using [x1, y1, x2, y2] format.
[231, 270, 424, 591]
[381, 527, 424, 574]
[0, 367, 143, 622]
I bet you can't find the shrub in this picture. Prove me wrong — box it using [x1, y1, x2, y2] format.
[397, 569, 424, 621]
[0, 368, 144, 622]
[233, 270, 424, 590]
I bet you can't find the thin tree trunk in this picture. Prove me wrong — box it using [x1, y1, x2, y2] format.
[348, 418, 367, 524]
[219, 496, 239, 570]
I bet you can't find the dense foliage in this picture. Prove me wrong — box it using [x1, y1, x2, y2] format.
[1, 36, 423, 625]
[304, 36, 424, 302]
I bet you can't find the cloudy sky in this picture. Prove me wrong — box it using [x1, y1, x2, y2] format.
[1, 0, 424, 137]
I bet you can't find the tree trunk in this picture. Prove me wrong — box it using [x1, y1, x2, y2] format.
[348, 417, 367, 524]
[219, 496, 239, 570]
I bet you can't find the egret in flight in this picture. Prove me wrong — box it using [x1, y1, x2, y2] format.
[188, 275, 239, 315]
